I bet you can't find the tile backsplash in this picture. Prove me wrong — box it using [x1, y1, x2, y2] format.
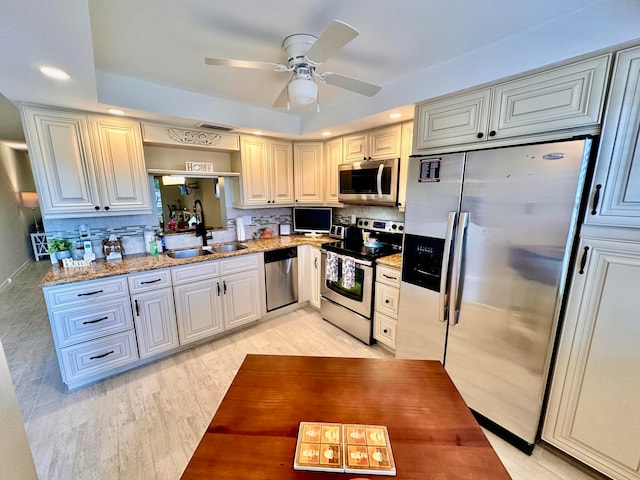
[41, 205, 402, 261]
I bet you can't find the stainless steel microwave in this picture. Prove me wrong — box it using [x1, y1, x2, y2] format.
[338, 158, 400, 206]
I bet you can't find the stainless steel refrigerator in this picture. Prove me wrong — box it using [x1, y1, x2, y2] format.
[396, 138, 593, 449]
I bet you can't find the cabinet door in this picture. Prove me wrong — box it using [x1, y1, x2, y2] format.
[397, 122, 413, 211]
[294, 142, 324, 204]
[131, 287, 179, 358]
[269, 139, 295, 204]
[543, 237, 640, 480]
[90, 116, 152, 213]
[586, 47, 640, 227]
[324, 137, 342, 205]
[490, 55, 610, 140]
[414, 88, 492, 151]
[238, 135, 270, 205]
[369, 125, 401, 159]
[309, 246, 321, 309]
[22, 106, 101, 216]
[174, 279, 224, 345]
[343, 133, 368, 162]
[221, 270, 261, 330]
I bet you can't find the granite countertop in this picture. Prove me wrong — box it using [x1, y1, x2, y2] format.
[41, 235, 333, 287]
[376, 253, 402, 270]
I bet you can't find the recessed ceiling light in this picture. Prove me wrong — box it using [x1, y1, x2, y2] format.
[39, 66, 71, 80]
[389, 113, 402, 119]
[253, 131, 263, 135]
[321, 131, 332, 137]
[107, 109, 125, 115]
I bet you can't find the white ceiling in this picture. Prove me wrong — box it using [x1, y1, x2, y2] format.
[1, 0, 640, 140]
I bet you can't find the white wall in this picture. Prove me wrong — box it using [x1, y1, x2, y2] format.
[0, 144, 37, 287]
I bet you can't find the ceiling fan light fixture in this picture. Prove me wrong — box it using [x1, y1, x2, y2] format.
[288, 78, 318, 106]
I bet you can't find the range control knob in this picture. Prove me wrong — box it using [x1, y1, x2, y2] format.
[398, 225, 404, 231]
[391, 224, 397, 230]
[363, 221, 369, 226]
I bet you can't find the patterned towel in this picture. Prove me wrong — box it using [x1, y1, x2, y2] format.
[342, 256, 355, 289]
[326, 252, 339, 282]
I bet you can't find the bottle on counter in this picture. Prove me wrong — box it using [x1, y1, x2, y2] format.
[157, 232, 167, 252]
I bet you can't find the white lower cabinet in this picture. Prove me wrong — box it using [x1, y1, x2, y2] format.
[44, 276, 139, 388]
[171, 254, 262, 345]
[543, 237, 640, 480]
[309, 246, 321, 309]
[128, 269, 178, 358]
[221, 269, 261, 329]
[174, 279, 225, 345]
[373, 265, 401, 350]
[131, 287, 179, 358]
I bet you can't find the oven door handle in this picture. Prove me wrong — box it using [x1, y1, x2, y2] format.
[320, 250, 373, 267]
[376, 164, 384, 196]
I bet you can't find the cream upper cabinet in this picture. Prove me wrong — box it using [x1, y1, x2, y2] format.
[397, 122, 414, 211]
[414, 55, 611, 152]
[89, 115, 152, 213]
[343, 124, 402, 162]
[232, 135, 294, 207]
[269, 139, 295, 204]
[586, 46, 640, 228]
[294, 141, 324, 204]
[543, 236, 640, 480]
[324, 137, 342, 205]
[22, 105, 151, 218]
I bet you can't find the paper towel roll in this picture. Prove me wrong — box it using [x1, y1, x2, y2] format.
[235, 217, 246, 241]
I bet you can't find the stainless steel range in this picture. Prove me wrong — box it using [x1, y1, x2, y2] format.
[320, 218, 403, 344]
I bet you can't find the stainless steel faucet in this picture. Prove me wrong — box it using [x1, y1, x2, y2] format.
[193, 199, 207, 246]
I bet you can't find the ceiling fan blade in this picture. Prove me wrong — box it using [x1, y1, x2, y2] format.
[205, 57, 287, 71]
[272, 83, 289, 108]
[305, 20, 359, 64]
[322, 73, 381, 97]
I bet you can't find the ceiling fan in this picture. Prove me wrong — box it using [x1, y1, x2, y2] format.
[204, 20, 381, 109]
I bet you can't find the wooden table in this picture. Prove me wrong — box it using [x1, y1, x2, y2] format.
[181, 355, 511, 479]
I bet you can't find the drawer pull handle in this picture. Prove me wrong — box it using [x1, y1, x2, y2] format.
[141, 278, 162, 284]
[579, 246, 590, 275]
[82, 316, 108, 325]
[382, 274, 397, 280]
[89, 350, 114, 360]
[591, 184, 602, 215]
[77, 290, 103, 297]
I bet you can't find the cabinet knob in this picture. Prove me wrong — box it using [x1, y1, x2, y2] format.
[489, 130, 496, 137]
[383, 329, 389, 334]
[385, 299, 390, 304]
[477, 132, 484, 139]
[104, 206, 110, 211]
[94, 206, 100, 210]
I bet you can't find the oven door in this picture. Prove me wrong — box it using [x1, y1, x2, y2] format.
[320, 251, 373, 318]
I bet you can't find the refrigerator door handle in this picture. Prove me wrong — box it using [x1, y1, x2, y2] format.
[439, 211, 457, 323]
[376, 164, 384, 195]
[448, 212, 469, 326]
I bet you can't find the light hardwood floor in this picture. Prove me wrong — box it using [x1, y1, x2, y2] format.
[0, 261, 608, 479]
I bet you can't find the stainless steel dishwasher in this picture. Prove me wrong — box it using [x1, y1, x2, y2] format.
[264, 247, 298, 312]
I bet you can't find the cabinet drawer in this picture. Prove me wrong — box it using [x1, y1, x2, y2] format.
[374, 312, 397, 350]
[52, 297, 134, 347]
[45, 276, 129, 309]
[375, 282, 400, 318]
[376, 265, 401, 288]
[59, 330, 139, 383]
[128, 268, 172, 293]
[171, 261, 219, 285]
[219, 253, 259, 275]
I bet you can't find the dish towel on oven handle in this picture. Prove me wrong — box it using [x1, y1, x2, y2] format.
[325, 251, 339, 282]
[342, 256, 355, 289]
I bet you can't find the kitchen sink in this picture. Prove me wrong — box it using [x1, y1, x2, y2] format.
[212, 242, 248, 253]
[166, 247, 214, 259]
